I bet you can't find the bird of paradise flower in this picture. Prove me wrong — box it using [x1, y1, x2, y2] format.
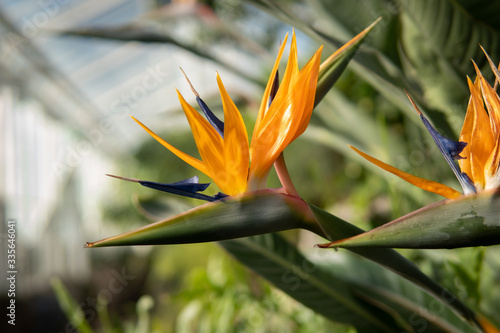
[87, 21, 381, 250]
[350, 50, 500, 200]
[108, 31, 323, 200]
[317, 50, 500, 254]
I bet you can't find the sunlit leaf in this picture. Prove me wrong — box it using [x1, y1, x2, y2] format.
[86, 191, 318, 247]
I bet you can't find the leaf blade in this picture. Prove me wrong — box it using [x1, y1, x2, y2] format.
[220, 234, 400, 332]
[320, 189, 500, 249]
[86, 191, 311, 247]
[308, 203, 481, 328]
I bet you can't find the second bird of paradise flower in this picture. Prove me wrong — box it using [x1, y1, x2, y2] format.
[351, 54, 500, 199]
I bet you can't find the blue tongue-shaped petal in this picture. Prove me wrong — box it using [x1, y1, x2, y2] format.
[141, 175, 209, 192]
[407, 93, 477, 195]
[107, 174, 226, 202]
[180, 68, 225, 138]
[196, 96, 224, 138]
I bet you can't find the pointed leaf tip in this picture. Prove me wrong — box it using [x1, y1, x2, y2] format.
[404, 90, 422, 116]
[86, 191, 311, 248]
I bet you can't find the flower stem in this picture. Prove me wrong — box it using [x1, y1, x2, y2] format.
[274, 153, 299, 197]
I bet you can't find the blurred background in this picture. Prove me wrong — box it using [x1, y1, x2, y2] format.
[1, 0, 500, 332]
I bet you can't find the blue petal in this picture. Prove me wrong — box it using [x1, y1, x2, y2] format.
[107, 174, 224, 201]
[196, 96, 224, 138]
[214, 192, 229, 200]
[419, 114, 477, 195]
[139, 177, 221, 202]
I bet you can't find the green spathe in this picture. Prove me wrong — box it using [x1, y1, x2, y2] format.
[320, 188, 500, 249]
[86, 190, 318, 248]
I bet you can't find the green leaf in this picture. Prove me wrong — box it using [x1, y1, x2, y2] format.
[400, 0, 500, 85]
[245, 0, 420, 121]
[221, 233, 479, 332]
[51, 278, 94, 333]
[315, 17, 381, 107]
[325, 253, 480, 333]
[306, 89, 409, 177]
[399, 0, 500, 135]
[245, 0, 500, 137]
[87, 189, 482, 329]
[220, 233, 400, 332]
[308, 203, 482, 329]
[85, 191, 321, 248]
[319, 189, 500, 249]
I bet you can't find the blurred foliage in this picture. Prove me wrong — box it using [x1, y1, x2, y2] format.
[168, 247, 343, 333]
[54, 244, 346, 332]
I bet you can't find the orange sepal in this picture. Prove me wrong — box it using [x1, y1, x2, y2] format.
[250, 46, 322, 179]
[350, 145, 462, 199]
[130, 115, 207, 175]
[216, 73, 249, 195]
[253, 34, 289, 135]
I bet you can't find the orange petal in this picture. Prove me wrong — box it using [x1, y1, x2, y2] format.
[458, 91, 474, 180]
[350, 145, 461, 199]
[176, 90, 225, 183]
[480, 45, 500, 91]
[292, 46, 323, 139]
[254, 34, 289, 136]
[465, 77, 495, 189]
[480, 79, 500, 184]
[474, 63, 500, 136]
[250, 49, 322, 180]
[216, 73, 250, 195]
[130, 116, 207, 175]
[478, 79, 500, 183]
[274, 30, 299, 103]
[484, 138, 500, 188]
